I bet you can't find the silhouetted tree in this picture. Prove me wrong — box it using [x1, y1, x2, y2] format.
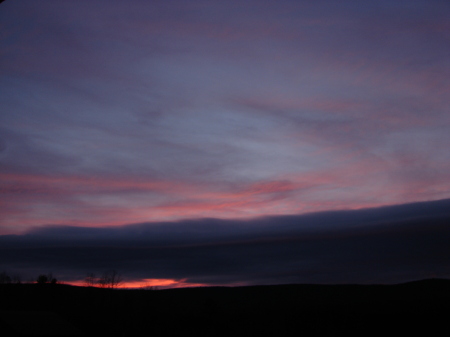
[141, 285, 157, 291]
[36, 273, 57, 284]
[11, 274, 21, 284]
[109, 270, 122, 288]
[85, 273, 97, 287]
[37, 274, 48, 284]
[97, 277, 106, 288]
[0, 271, 11, 284]
[98, 270, 122, 288]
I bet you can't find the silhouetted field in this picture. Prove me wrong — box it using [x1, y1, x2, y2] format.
[1, 279, 449, 336]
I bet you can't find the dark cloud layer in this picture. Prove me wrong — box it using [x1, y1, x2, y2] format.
[1, 199, 449, 286]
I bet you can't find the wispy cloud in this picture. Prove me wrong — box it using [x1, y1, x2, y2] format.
[0, 0, 449, 235]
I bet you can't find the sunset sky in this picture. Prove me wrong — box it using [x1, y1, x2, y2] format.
[1, 0, 449, 287]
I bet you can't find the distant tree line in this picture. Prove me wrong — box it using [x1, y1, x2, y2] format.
[0, 271, 58, 285]
[0, 271, 22, 284]
[0, 270, 123, 288]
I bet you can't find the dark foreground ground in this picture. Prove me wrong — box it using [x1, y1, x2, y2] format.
[1, 279, 449, 336]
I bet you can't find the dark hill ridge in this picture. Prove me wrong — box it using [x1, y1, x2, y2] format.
[1, 279, 449, 336]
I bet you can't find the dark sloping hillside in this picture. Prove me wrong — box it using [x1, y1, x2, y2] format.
[1, 280, 449, 336]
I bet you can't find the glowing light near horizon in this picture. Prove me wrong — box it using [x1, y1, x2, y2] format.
[67, 278, 207, 289]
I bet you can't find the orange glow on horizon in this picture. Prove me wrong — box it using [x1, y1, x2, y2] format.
[66, 278, 207, 289]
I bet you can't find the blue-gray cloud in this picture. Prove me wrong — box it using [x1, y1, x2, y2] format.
[1, 1, 449, 236]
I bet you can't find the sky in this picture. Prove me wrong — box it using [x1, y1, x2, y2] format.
[0, 0, 449, 287]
